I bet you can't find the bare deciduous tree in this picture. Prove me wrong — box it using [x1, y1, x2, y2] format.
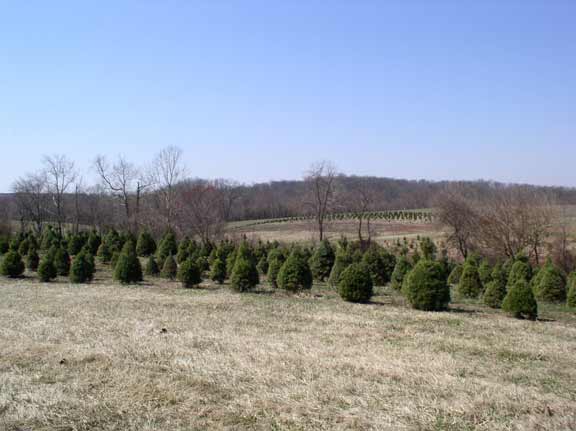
[43, 155, 77, 234]
[176, 180, 225, 244]
[12, 172, 49, 234]
[95, 155, 150, 231]
[304, 161, 338, 241]
[149, 146, 186, 228]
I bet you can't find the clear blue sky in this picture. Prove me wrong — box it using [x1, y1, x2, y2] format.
[1, 1, 575, 192]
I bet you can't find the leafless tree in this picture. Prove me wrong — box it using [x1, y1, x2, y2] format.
[346, 177, 377, 245]
[12, 172, 49, 234]
[95, 155, 150, 231]
[213, 179, 243, 221]
[435, 184, 477, 259]
[149, 146, 186, 228]
[176, 180, 225, 243]
[43, 155, 77, 234]
[304, 161, 338, 241]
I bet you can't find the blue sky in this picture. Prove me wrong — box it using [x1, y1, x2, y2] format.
[1, 1, 575, 191]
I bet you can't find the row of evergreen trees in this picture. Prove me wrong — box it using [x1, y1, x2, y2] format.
[2, 229, 576, 319]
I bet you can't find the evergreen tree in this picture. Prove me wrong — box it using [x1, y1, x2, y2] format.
[403, 260, 450, 311]
[338, 263, 373, 303]
[53, 247, 71, 276]
[507, 260, 532, 287]
[145, 255, 160, 276]
[110, 251, 120, 269]
[104, 229, 122, 253]
[277, 248, 313, 292]
[502, 279, 538, 320]
[161, 254, 178, 280]
[328, 247, 353, 287]
[86, 231, 102, 255]
[178, 258, 202, 288]
[230, 254, 259, 292]
[176, 237, 191, 264]
[67, 234, 85, 256]
[26, 248, 40, 272]
[567, 272, 576, 308]
[136, 231, 157, 256]
[478, 260, 493, 285]
[267, 249, 286, 288]
[157, 231, 178, 266]
[210, 257, 227, 284]
[38, 254, 57, 282]
[226, 249, 237, 278]
[419, 237, 436, 260]
[457, 258, 483, 298]
[483, 264, 507, 309]
[308, 239, 335, 281]
[391, 255, 412, 291]
[361, 246, 387, 286]
[534, 260, 567, 303]
[114, 241, 143, 284]
[0, 251, 25, 278]
[69, 250, 95, 283]
[97, 241, 113, 264]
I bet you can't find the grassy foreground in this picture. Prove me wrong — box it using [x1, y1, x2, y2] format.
[1, 277, 576, 430]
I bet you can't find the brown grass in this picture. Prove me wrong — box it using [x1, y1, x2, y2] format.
[1, 274, 576, 430]
[228, 219, 444, 244]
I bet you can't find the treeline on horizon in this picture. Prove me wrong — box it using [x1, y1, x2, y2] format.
[1, 147, 576, 238]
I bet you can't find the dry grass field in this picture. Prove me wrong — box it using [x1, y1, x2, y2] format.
[2, 273, 576, 430]
[228, 219, 444, 244]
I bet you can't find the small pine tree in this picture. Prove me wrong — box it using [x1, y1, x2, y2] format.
[230, 256, 259, 292]
[403, 260, 450, 311]
[161, 254, 177, 280]
[309, 239, 335, 282]
[447, 264, 463, 285]
[534, 261, 567, 303]
[267, 256, 284, 288]
[328, 248, 353, 287]
[478, 260, 492, 285]
[226, 249, 237, 278]
[0, 251, 25, 278]
[483, 264, 507, 309]
[26, 248, 40, 272]
[145, 255, 160, 276]
[110, 251, 120, 270]
[86, 231, 101, 255]
[277, 249, 313, 292]
[136, 231, 156, 257]
[338, 263, 373, 303]
[53, 247, 71, 276]
[507, 260, 532, 287]
[178, 258, 202, 288]
[157, 231, 178, 264]
[360, 246, 387, 286]
[502, 279, 538, 320]
[114, 242, 143, 284]
[68, 235, 85, 256]
[176, 238, 191, 264]
[391, 255, 412, 291]
[97, 242, 112, 264]
[38, 255, 57, 282]
[419, 237, 437, 260]
[567, 272, 576, 308]
[69, 251, 94, 283]
[457, 258, 483, 298]
[210, 257, 227, 284]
